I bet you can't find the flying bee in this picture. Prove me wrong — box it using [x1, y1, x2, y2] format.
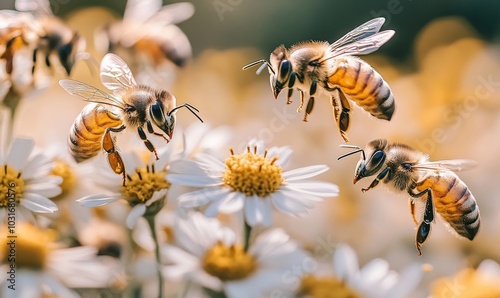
[59, 53, 203, 185]
[95, 0, 193, 70]
[0, 0, 86, 81]
[243, 17, 396, 142]
[13, 0, 87, 75]
[338, 139, 480, 255]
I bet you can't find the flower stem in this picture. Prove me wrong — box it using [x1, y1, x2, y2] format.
[243, 220, 252, 252]
[146, 215, 164, 298]
[2, 89, 20, 143]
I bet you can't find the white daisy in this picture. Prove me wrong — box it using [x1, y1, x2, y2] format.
[162, 212, 312, 298]
[0, 137, 60, 222]
[0, 223, 121, 298]
[167, 139, 339, 227]
[77, 146, 178, 229]
[298, 244, 423, 298]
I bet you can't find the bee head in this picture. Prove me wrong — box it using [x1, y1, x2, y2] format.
[269, 45, 292, 99]
[241, 45, 292, 99]
[338, 139, 388, 184]
[57, 33, 86, 75]
[149, 92, 203, 140]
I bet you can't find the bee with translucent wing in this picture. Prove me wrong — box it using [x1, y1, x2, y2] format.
[338, 139, 480, 255]
[95, 0, 194, 68]
[9, 0, 87, 75]
[243, 17, 395, 142]
[59, 53, 203, 185]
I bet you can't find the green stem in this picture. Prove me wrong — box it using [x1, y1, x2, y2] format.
[146, 215, 164, 298]
[243, 220, 252, 252]
[2, 89, 21, 143]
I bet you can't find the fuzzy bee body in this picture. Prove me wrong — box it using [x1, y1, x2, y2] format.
[339, 139, 480, 255]
[326, 56, 394, 120]
[415, 171, 480, 240]
[69, 103, 123, 163]
[243, 18, 396, 142]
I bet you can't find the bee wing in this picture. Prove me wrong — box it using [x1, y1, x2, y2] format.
[100, 53, 137, 91]
[15, 0, 53, 16]
[124, 0, 161, 22]
[326, 30, 395, 59]
[327, 18, 386, 52]
[59, 79, 125, 109]
[412, 159, 478, 172]
[147, 2, 195, 26]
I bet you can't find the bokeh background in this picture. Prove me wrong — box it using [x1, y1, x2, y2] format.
[2, 0, 500, 297]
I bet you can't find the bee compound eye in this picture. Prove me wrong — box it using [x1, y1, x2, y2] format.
[370, 150, 385, 165]
[150, 103, 165, 125]
[279, 60, 291, 80]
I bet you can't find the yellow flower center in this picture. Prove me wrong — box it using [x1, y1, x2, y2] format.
[0, 165, 24, 207]
[121, 164, 170, 205]
[50, 159, 76, 199]
[300, 275, 362, 298]
[202, 242, 257, 281]
[222, 147, 283, 197]
[1, 223, 55, 270]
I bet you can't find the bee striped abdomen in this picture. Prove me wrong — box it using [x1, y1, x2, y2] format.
[68, 104, 123, 163]
[416, 172, 480, 240]
[327, 57, 395, 120]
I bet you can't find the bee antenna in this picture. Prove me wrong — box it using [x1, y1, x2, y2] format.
[168, 103, 203, 123]
[242, 59, 275, 75]
[338, 145, 366, 161]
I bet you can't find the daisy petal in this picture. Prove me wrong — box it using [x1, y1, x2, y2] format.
[168, 159, 206, 175]
[196, 152, 226, 171]
[126, 204, 146, 229]
[41, 274, 80, 298]
[6, 137, 35, 171]
[167, 173, 221, 187]
[218, 192, 245, 214]
[384, 263, 423, 298]
[270, 192, 310, 216]
[77, 193, 121, 207]
[245, 196, 273, 227]
[178, 187, 230, 209]
[334, 244, 359, 284]
[21, 153, 53, 179]
[13, 271, 42, 298]
[283, 165, 329, 181]
[285, 181, 339, 197]
[24, 183, 62, 198]
[20, 193, 58, 213]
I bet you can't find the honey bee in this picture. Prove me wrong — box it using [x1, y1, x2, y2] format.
[243, 17, 396, 142]
[59, 53, 203, 185]
[0, 0, 87, 77]
[94, 0, 193, 69]
[338, 139, 480, 255]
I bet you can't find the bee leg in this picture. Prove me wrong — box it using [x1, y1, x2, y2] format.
[138, 126, 159, 160]
[361, 167, 390, 192]
[331, 89, 351, 142]
[409, 188, 434, 256]
[286, 73, 297, 104]
[409, 199, 418, 225]
[302, 82, 317, 121]
[297, 90, 305, 113]
[286, 88, 294, 105]
[146, 120, 170, 143]
[103, 126, 127, 186]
